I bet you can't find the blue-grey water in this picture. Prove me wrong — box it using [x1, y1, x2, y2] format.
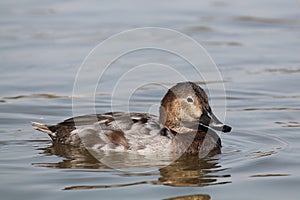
[1, 0, 300, 199]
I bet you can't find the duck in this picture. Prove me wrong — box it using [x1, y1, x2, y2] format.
[32, 82, 231, 156]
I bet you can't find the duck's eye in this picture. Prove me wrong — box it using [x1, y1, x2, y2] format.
[187, 97, 194, 103]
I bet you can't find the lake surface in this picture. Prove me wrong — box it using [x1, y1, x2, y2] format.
[1, 0, 300, 199]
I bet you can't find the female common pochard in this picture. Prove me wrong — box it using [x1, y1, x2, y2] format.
[32, 82, 231, 156]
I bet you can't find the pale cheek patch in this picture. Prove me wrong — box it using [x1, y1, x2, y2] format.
[197, 107, 203, 117]
[189, 105, 203, 119]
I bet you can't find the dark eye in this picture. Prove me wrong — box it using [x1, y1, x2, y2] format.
[187, 97, 194, 103]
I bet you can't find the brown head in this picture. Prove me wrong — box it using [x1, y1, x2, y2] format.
[159, 82, 231, 133]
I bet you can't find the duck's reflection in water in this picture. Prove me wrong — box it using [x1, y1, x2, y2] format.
[159, 153, 231, 187]
[35, 143, 231, 191]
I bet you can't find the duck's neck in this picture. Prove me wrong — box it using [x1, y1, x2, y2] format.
[171, 131, 206, 154]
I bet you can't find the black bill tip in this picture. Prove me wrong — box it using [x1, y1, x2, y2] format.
[222, 125, 232, 133]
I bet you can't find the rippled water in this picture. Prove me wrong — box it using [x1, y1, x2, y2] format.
[1, 0, 300, 199]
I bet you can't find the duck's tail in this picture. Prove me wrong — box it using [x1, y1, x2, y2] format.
[31, 122, 56, 138]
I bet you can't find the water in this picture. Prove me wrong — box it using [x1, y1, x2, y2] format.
[1, 0, 300, 199]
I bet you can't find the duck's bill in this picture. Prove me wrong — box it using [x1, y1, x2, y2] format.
[199, 108, 232, 133]
[209, 121, 232, 133]
[208, 112, 232, 133]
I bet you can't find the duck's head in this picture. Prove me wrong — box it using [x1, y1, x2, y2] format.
[159, 82, 231, 133]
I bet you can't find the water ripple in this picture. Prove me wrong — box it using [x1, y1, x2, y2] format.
[234, 16, 300, 24]
[275, 121, 300, 128]
[221, 131, 289, 164]
[249, 173, 290, 178]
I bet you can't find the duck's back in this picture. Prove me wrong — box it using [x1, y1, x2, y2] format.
[32, 112, 174, 151]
